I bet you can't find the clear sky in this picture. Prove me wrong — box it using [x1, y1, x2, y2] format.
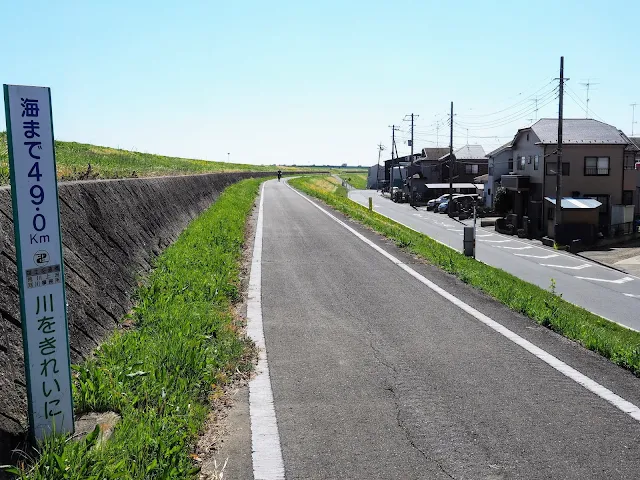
[2, 0, 639, 166]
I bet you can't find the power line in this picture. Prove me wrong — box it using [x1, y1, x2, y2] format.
[454, 92, 559, 131]
[454, 87, 558, 128]
[456, 78, 555, 119]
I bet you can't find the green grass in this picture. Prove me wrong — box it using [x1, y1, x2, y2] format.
[289, 175, 640, 376]
[6, 178, 265, 479]
[342, 173, 367, 189]
[0, 131, 313, 185]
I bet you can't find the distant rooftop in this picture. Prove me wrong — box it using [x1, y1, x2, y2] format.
[453, 144, 486, 160]
[530, 119, 627, 144]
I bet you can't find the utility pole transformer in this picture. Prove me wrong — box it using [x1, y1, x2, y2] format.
[555, 56, 565, 241]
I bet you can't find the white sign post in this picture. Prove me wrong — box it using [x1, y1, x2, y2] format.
[3, 85, 74, 440]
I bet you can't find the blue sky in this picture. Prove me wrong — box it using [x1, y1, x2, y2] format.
[2, 0, 639, 166]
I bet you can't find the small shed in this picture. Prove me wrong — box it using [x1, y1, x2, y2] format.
[544, 197, 602, 242]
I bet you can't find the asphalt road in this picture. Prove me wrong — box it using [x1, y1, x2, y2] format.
[256, 180, 640, 479]
[349, 189, 640, 332]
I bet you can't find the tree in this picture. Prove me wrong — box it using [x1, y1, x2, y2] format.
[494, 187, 513, 216]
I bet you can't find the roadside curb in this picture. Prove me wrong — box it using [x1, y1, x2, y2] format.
[574, 252, 631, 276]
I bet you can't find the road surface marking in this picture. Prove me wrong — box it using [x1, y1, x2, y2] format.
[498, 245, 534, 250]
[481, 239, 512, 243]
[448, 228, 463, 232]
[539, 263, 592, 270]
[514, 253, 560, 259]
[575, 276, 635, 284]
[247, 182, 285, 479]
[293, 183, 640, 423]
[624, 293, 640, 298]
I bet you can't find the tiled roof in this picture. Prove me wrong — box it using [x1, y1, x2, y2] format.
[531, 119, 627, 144]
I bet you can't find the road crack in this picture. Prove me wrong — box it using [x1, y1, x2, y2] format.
[365, 331, 457, 480]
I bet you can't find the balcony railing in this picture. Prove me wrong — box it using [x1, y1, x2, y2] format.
[584, 167, 609, 175]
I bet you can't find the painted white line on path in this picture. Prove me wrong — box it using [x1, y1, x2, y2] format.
[481, 239, 512, 243]
[575, 276, 635, 285]
[294, 184, 640, 423]
[514, 253, 560, 259]
[539, 263, 592, 270]
[624, 293, 640, 298]
[247, 182, 286, 480]
[498, 245, 534, 250]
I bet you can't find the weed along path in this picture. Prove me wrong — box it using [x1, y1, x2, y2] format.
[249, 179, 640, 479]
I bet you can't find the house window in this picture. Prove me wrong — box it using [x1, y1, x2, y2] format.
[546, 162, 570, 176]
[527, 133, 530, 142]
[508, 158, 514, 171]
[534, 155, 539, 170]
[527, 155, 532, 164]
[465, 164, 479, 174]
[517, 156, 526, 171]
[622, 190, 633, 205]
[584, 157, 610, 175]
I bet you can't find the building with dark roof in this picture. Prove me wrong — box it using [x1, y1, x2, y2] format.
[498, 118, 636, 241]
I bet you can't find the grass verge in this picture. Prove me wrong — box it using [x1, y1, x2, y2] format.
[0, 131, 320, 184]
[341, 173, 367, 189]
[289, 175, 640, 376]
[5, 178, 265, 479]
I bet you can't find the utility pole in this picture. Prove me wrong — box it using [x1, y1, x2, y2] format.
[449, 101, 454, 217]
[404, 113, 419, 161]
[631, 103, 638, 136]
[555, 56, 565, 241]
[436, 123, 440, 147]
[388, 125, 400, 194]
[579, 79, 599, 118]
[376, 143, 385, 191]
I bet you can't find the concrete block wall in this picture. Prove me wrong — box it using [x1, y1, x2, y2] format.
[0, 171, 275, 456]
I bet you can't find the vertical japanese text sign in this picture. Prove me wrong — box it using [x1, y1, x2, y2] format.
[3, 85, 74, 440]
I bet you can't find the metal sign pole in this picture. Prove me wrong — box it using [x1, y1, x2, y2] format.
[3, 84, 74, 441]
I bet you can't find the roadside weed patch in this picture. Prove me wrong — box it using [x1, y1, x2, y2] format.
[289, 176, 640, 376]
[8, 178, 264, 479]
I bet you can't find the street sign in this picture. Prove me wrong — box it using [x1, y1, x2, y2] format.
[3, 85, 74, 440]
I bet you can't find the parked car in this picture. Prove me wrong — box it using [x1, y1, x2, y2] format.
[431, 194, 464, 212]
[437, 200, 450, 213]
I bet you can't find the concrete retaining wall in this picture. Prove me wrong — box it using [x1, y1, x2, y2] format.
[0, 171, 276, 455]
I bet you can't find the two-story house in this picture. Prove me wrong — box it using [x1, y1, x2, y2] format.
[486, 142, 513, 207]
[500, 118, 635, 240]
[440, 145, 488, 184]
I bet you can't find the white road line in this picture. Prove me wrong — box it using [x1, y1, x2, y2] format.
[247, 182, 286, 480]
[481, 239, 512, 243]
[624, 293, 640, 298]
[514, 253, 560, 259]
[498, 245, 534, 250]
[293, 184, 640, 423]
[575, 276, 635, 285]
[447, 228, 463, 232]
[539, 263, 592, 270]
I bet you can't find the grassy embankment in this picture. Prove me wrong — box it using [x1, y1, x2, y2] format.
[288, 175, 640, 376]
[342, 173, 368, 189]
[0, 132, 314, 185]
[5, 178, 265, 479]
